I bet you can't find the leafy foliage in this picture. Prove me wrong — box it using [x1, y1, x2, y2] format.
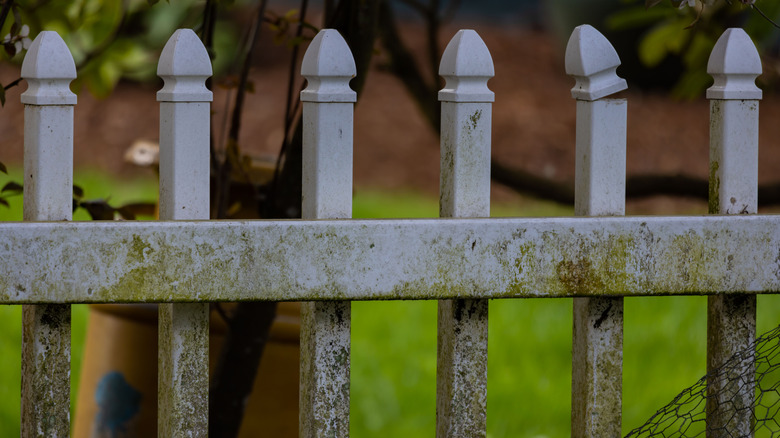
[0, 176, 154, 220]
[267, 8, 318, 48]
[609, 0, 780, 98]
[0, 0, 240, 101]
[0, 177, 21, 209]
[71, 184, 155, 220]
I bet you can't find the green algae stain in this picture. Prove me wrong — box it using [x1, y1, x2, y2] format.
[556, 258, 605, 295]
[129, 234, 153, 264]
[665, 230, 723, 293]
[24, 305, 71, 437]
[507, 241, 537, 296]
[468, 109, 482, 130]
[709, 160, 720, 214]
[601, 234, 634, 292]
[158, 303, 209, 436]
[554, 234, 636, 296]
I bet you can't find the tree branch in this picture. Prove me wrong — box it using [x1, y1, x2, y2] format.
[279, 0, 310, 171]
[491, 160, 574, 204]
[0, 1, 13, 36]
[209, 302, 278, 438]
[377, 0, 439, 128]
[207, 3, 281, 437]
[492, 161, 780, 207]
[3, 76, 21, 90]
[213, 0, 268, 220]
[425, 0, 441, 88]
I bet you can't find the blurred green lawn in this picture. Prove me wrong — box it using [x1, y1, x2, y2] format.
[0, 171, 777, 437]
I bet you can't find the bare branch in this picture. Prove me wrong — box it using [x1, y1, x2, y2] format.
[377, 0, 439, 128]
[425, 0, 441, 86]
[213, 0, 269, 220]
[396, 0, 428, 15]
[0, 1, 14, 36]
[492, 160, 780, 207]
[751, 3, 780, 29]
[3, 76, 22, 90]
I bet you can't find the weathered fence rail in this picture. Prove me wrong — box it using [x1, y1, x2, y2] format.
[2, 215, 780, 303]
[2, 21, 776, 438]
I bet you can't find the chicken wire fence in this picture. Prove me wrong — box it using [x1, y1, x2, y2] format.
[625, 324, 780, 437]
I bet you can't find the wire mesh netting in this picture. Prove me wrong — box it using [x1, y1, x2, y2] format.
[625, 324, 780, 438]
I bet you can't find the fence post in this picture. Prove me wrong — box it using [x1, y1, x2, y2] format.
[436, 29, 493, 437]
[705, 27, 760, 437]
[156, 28, 212, 437]
[565, 25, 628, 438]
[299, 29, 356, 438]
[19, 31, 76, 438]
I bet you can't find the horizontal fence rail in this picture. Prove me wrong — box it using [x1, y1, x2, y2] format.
[1, 215, 779, 303]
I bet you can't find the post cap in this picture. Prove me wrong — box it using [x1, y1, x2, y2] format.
[438, 29, 495, 103]
[707, 28, 762, 100]
[300, 29, 357, 103]
[565, 25, 627, 101]
[157, 29, 213, 102]
[20, 31, 77, 105]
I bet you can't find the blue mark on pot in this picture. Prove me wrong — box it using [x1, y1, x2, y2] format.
[94, 371, 142, 437]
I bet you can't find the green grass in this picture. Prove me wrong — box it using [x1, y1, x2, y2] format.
[0, 174, 778, 437]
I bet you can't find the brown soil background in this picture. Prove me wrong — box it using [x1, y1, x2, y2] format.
[1, 23, 779, 214]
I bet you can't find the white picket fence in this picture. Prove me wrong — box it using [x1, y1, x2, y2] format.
[1, 22, 777, 437]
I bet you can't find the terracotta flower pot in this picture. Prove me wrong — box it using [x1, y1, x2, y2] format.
[73, 302, 300, 437]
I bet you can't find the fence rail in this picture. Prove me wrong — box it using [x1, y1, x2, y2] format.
[1, 215, 780, 303]
[2, 21, 776, 438]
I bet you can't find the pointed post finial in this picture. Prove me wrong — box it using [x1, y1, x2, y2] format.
[301, 29, 357, 103]
[707, 28, 762, 100]
[565, 25, 627, 101]
[21, 31, 77, 105]
[438, 29, 494, 102]
[157, 29, 213, 102]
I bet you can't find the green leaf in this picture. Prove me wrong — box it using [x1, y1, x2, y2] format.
[1, 181, 23, 193]
[287, 36, 307, 48]
[0, 161, 7, 174]
[79, 200, 116, 220]
[683, 32, 715, 68]
[606, 5, 677, 31]
[11, 6, 21, 32]
[673, 69, 713, 99]
[638, 19, 688, 67]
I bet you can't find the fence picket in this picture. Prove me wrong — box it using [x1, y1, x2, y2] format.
[436, 29, 494, 438]
[565, 24, 628, 438]
[156, 28, 212, 437]
[299, 29, 356, 438]
[19, 30, 76, 438]
[705, 27, 761, 437]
